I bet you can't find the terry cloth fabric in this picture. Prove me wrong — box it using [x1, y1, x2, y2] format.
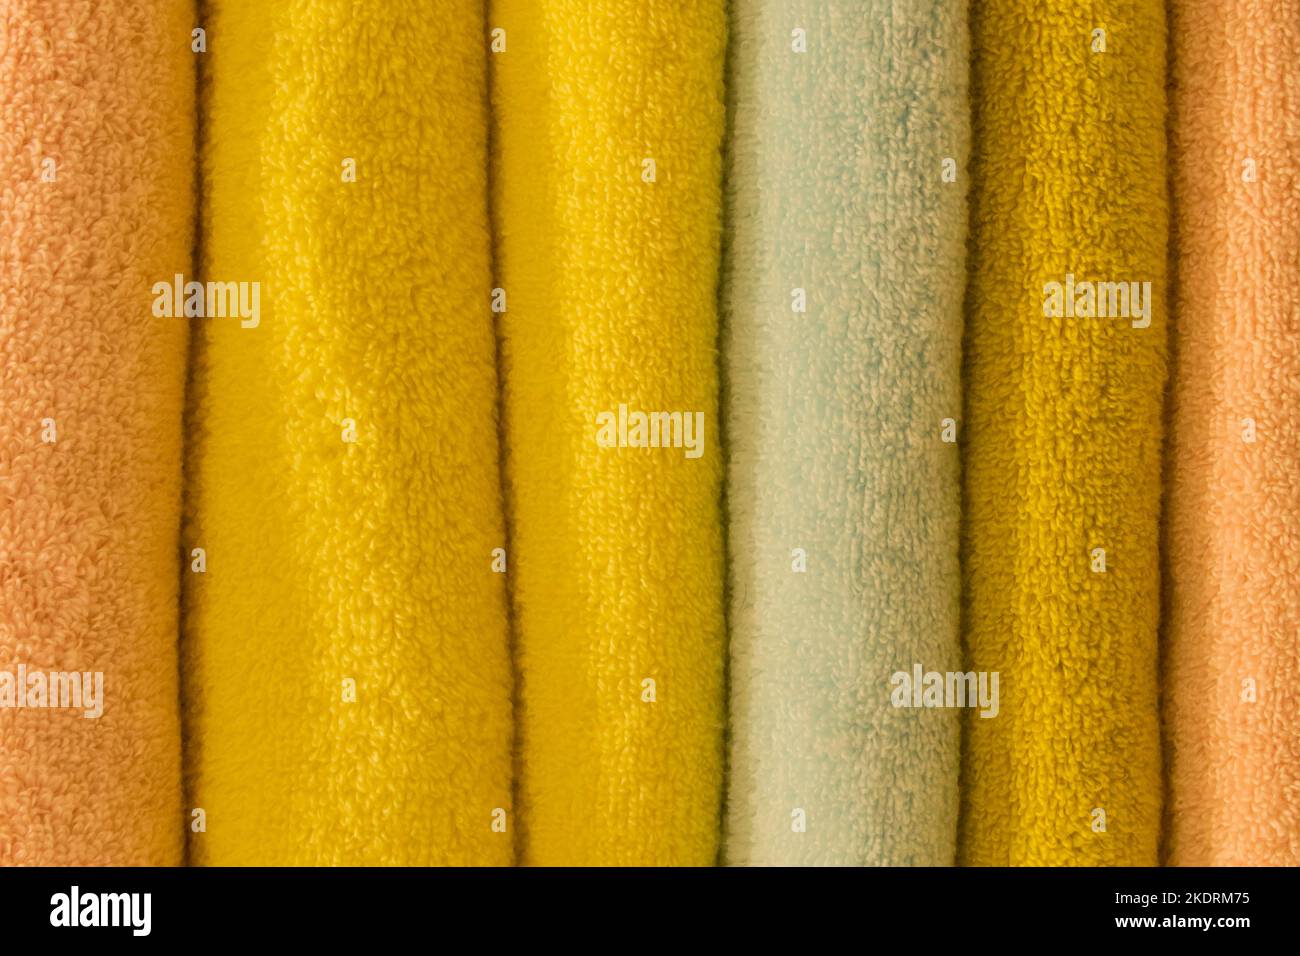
[491, 1, 728, 865]
[960, 1, 1168, 866]
[0, 1, 192, 865]
[722, 1, 969, 866]
[184, 1, 513, 865]
[1164, 1, 1300, 867]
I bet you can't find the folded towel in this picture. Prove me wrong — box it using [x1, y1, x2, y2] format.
[491, 0, 728, 865]
[961, 0, 1167, 866]
[1164, 0, 1300, 867]
[184, 0, 513, 865]
[722, 0, 969, 866]
[0, 0, 193, 865]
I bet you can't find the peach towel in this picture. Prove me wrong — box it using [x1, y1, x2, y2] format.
[1164, 0, 1300, 866]
[0, 1, 193, 864]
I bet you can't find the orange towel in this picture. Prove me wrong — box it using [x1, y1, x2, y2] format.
[1164, 0, 1300, 866]
[0, 1, 193, 864]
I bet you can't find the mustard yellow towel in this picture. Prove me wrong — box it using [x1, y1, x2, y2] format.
[0, 0, 192, 866]
[1165, 0, 1300, 867]
[961, 1, 1167, 865]
[491, 1, 728, 865]
[184, 1, 513, 865]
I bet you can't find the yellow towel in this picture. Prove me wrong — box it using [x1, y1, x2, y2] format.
[961, 1, 1167, 865]
[184, 1, 514, 865]
[490, 1, 728, 865]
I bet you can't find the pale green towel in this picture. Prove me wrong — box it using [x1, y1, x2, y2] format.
[723, 0, 970, 865]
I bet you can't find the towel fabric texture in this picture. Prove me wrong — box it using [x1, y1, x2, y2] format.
[960, 1, 1168, 866]
[722, 1, 969, 866]
[491, 0, 729, 865]
[183, 1, 514, 865]
[1, 0, 1297, 870]
[0, 0, 193, 865]
[1164, 0, 1300, 867]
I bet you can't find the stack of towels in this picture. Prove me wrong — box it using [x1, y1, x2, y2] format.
[0, 0, 1293, 867]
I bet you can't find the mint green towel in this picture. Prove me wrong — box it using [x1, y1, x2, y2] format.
[723, 0, 970, 865]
